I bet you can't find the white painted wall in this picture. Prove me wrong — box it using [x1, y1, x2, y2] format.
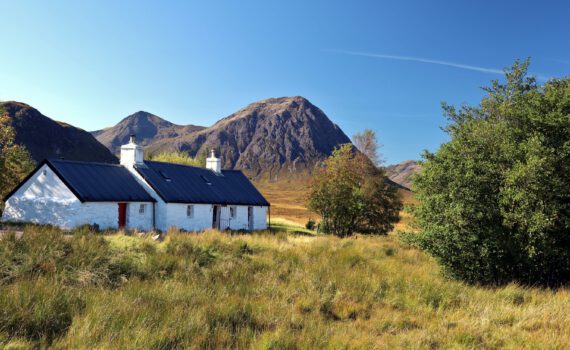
[253, 206, 268, 230]
[161, 204, 268, 232]
[1, 165, 154, 231]
[123, 166, 167, 231]
[164, 203, 212, 232]
[2, 164, 80, 228]
[126, 202, 154, 231]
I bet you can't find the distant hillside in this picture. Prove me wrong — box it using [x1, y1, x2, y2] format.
[1, 101, 117, 164]
[91, 111, 205, 154]
[146, 96, 352, 180]
[385, 160, 421, 190]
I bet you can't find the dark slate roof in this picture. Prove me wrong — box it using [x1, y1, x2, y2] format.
[48, 160, 156, 202]
[4, 159, 156, 202]
[134, 161, 270, 206]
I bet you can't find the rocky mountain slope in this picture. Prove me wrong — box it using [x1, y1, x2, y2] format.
[91, 111, 205, 154]
[93, 96, 352, 180]
[1, 101, 117, 164]
[144, 96, 352, 180]
[385, 160, 421, 190]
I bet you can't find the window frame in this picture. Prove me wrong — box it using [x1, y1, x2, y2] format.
[230, 206, 237, 219]
[139, 204, 146, 214]
[187, 204, 194, 218]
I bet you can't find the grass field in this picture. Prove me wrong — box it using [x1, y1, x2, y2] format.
[1, 223, 570, 349]
[255, 179, 315, 225]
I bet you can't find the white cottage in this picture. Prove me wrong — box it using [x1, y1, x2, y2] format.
[2, 137, 270, 232]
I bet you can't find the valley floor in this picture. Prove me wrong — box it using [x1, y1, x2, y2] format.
[0, 224, 569, 349]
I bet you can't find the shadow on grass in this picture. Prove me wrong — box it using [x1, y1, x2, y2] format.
[268, 223, 316, 236]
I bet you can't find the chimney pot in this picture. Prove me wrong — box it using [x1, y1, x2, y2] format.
[206, 149, 222, 173]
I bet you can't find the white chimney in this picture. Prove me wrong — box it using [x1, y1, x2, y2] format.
[206, 149, 221, 173]
[120, 134, 144, 168]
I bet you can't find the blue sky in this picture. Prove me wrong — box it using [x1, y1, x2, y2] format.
[1, 1, 569, 164]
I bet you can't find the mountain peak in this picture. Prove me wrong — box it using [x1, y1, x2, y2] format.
[92, 111, 205, 154]
[144, 96, 351, 180]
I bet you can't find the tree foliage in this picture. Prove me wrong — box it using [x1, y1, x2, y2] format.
[149, 151, 204, 167]
[352, 129, 382, 166]
[409, 60, 570, 285]
[0, 107, 34, 211]
[308, 144, 401, 237]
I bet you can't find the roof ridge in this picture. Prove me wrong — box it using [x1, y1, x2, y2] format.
[144, 160, 213, 171]
[48, 158, 123, 167]
[46, 158, 124, 168]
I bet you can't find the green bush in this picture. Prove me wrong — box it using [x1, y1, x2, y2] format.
[411, 60, 570, 285]
[308, 144, 402, 237]
[305, 219, 316, 231]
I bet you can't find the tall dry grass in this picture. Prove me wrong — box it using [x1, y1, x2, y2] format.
[0, 226, 569, 349]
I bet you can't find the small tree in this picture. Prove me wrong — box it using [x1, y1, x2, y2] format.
[0, 107, 34, 212]
[353, 129, 382, 166]
[308, 144, 401, 237]
[409, 60, 570, 285]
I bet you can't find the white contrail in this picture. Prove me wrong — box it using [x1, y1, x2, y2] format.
[328, 49, 504, 75]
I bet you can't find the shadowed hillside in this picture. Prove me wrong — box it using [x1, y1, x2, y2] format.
[1, 101, 117, 164]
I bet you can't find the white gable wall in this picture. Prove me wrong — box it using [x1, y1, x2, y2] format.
[2, 164, 80, 228]
[13, 164, 77, 201]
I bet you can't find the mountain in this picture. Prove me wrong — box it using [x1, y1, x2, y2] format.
[385, 160, 421, 190]
[144, 96, 352, 180]
[91, 111, 205, 155]
[1, 101, 117, 164]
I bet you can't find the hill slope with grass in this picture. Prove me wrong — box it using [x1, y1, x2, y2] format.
[385, 160, 421, 190]
[0, 225, 568, 349]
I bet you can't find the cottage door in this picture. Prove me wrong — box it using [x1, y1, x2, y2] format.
[248, 206, 254, 231]
[118, 203, 127, 228]
[212, 205, 220, 229]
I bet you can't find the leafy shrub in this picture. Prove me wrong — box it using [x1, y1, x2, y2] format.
[411, 60, 570, 285]
[305, 219, 316, 230]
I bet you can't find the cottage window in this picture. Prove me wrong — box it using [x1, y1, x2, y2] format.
[139, 204, 146, 214]
[187, 205, 194, 218]
[230, 206, 237, 219]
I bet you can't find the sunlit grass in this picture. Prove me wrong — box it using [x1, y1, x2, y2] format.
[0, 223, 569, 348]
